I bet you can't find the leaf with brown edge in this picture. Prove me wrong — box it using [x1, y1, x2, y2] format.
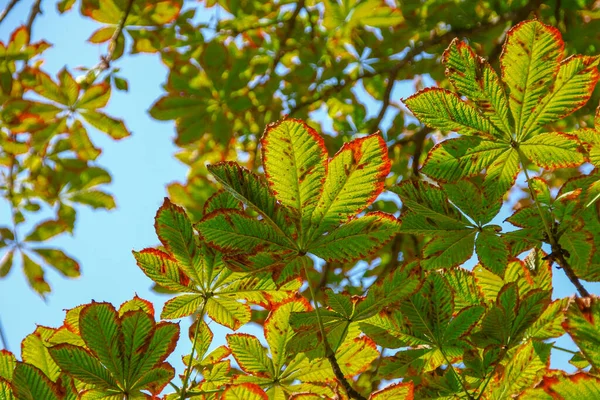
[521, 371, 600, 399]
[307, 133, 391, 241]
[222, 383, 268, 400]
[227, 333, 274, 377]
[308, 212, 400, 263]
[500, 20, 564, 139]
[519, 132, 585, 169]
[262, 119, 327, 239]
[205, 297, 251, 330]
[11, 362, 61, 400]
[154, 197, 203, 283]
[370, 382, 414, 399]
[133, 248, 196, 294]
[563, 296, 600, 370]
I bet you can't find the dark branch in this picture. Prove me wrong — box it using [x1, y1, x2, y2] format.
[269, 0, 305, 75]
[370, 68, 399, 133]
[0, 0, 20, 25]
[326, 344, 367, 400]
[97, 0, 134, 72]
[551, 241, 590, 297]
[25, 0, 42, 40]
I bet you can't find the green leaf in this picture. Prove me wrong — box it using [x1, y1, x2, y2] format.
[48, 344, 117, 388]
[475, 229, 509, 275]
[197, 210, 297, 254]
[205, 297, 251, 330]
[443, 38, 511, 138]
[80, 110, 130, 139]
[519, 132, 585, 169]
[227, 334, 273, 377]
[500, 20, 563, 139]
[78, 303, 124, 381]
[203, 190, 242, 215]
[154, 198, 203, 283]
[161, 294, 204, 319]
[22, 253, 50, 297]
[521, 372, 600, 399]
[77, 83, 110, 109]
[69, 190, 116, 209]
[32, 248, 80, 278]
[21, 327, 60, 381]
[404, 87, 500, 139]
[523, 56, 600, 136]
[307, 134, 390, 240]
[309, 212, 399, 262]
[369, 382, 414, 400]
[563, 296, 600, 369]
[133, 248, 196, 293]
[261, 119, 327, 236]
[222, 383, 268, 400]
[11, 363, 60, 400]
[207, 162, 295, 236]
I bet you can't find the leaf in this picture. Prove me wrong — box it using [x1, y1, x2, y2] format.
[370, 382, 414, 400]
[563, 296, 600, 369]
[21, 327, 60, 381]
[22, 253, 50, 297]
[521, 372, 600, 399]
[133, 248, 195, 293]
[161, 294, 204, 319]
[226, 334, 273, 377]
[443, 38, 511, 138]
[197, 210, 297, 254]
[500, 20, 563, 139]
[307, 134, 390, 240]
[475, 229, 509, 275]
[154, 198, 203, 283]
[80, 110, 130, 139]
[205, 297, 251, 330]
[11, 363, 60, 400]
[203, 190, 242, 215]
[519, 132, 585, 169]
[32, 248, 80, 278]
[261, 119, 327, 236]
[335, 336, 379, 377]
[404, 87, 499, 139]
[309, 212, 399, 262]
[49, 344, 117, 388]
[222, 383, 268, 400]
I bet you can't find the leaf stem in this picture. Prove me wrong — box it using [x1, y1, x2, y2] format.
[517, 150, 590, 297]
[179, 300, 207, 400]
[440, 349, 474, 400]
[552, 344, 578, 355]
[302, 261, 367, 400]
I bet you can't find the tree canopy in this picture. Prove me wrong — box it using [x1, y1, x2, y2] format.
[1, 1, 600, 399]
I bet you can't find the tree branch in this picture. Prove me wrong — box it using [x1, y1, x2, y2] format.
[0, 0, 20, 25]
[25, 0, 42, 39]
[269, 0, 305, 76]
[97, 0, 134, 72]
[370, 68, 399, 132]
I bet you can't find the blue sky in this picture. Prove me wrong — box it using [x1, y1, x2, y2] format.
[1, 0, 598, 387]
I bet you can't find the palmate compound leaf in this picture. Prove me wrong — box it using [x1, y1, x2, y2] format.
[394, 179, 508, 272]
[404, 20, 595, 200]
[134, 197, 300, 328]
[224, 298, 340, 398]
[198, 118, 396, 282]
[47, 299, 179, 398]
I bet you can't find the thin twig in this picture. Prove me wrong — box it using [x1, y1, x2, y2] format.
[302, 262, 367, 400]
[179, 300, 207, 400]
[25, 0, 42, 39]
[269, 0, 305, 76]
[0, 316, 8, 350]
[0, 0, 20, 25]
[371, 68, 399, 133]
[97, 0, 134, 72]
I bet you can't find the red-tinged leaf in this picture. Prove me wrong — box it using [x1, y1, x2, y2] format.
[87, 26, 115, 43]
[205, 297, 251, 330]
[307, 134, 391, 241]
[370, 382, 414, 400]
[522, 372, 600, 399]
[32, 70, 68, 105]
[197, 209, 298, 254]
[403, 87, 501, 139]
[261, 119, 327, 236]
[118, 295, 155, 317]
[77, 83, 111, 109]
[203, 190, 242, 215]
[32, 248, 80, 278]
[48, 344, 118, 388]
[130, 321, 179, 381]
[130, 361, 174, 395]
[154, 197, 203, 283]
[226, 333, 273, 377]
[21, 327, 60, 381]
[161, 294, 204, 319]
[520, 132, 585, 169]
[222, 383, 268, 400]
[80, 109, 130, 139]
[78, 302, 124, 381]
[500, 20, 564, 139]
[336, 336, 379, 377]
[562, 296, 600, 369]
[120, 310, 155, 385]
[133, 248, 195, 293]
[57, 0, 76, 13]
[309, 212, 400, 263]
[58, 68, 79, 107]
[11, 362, 61, 400]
